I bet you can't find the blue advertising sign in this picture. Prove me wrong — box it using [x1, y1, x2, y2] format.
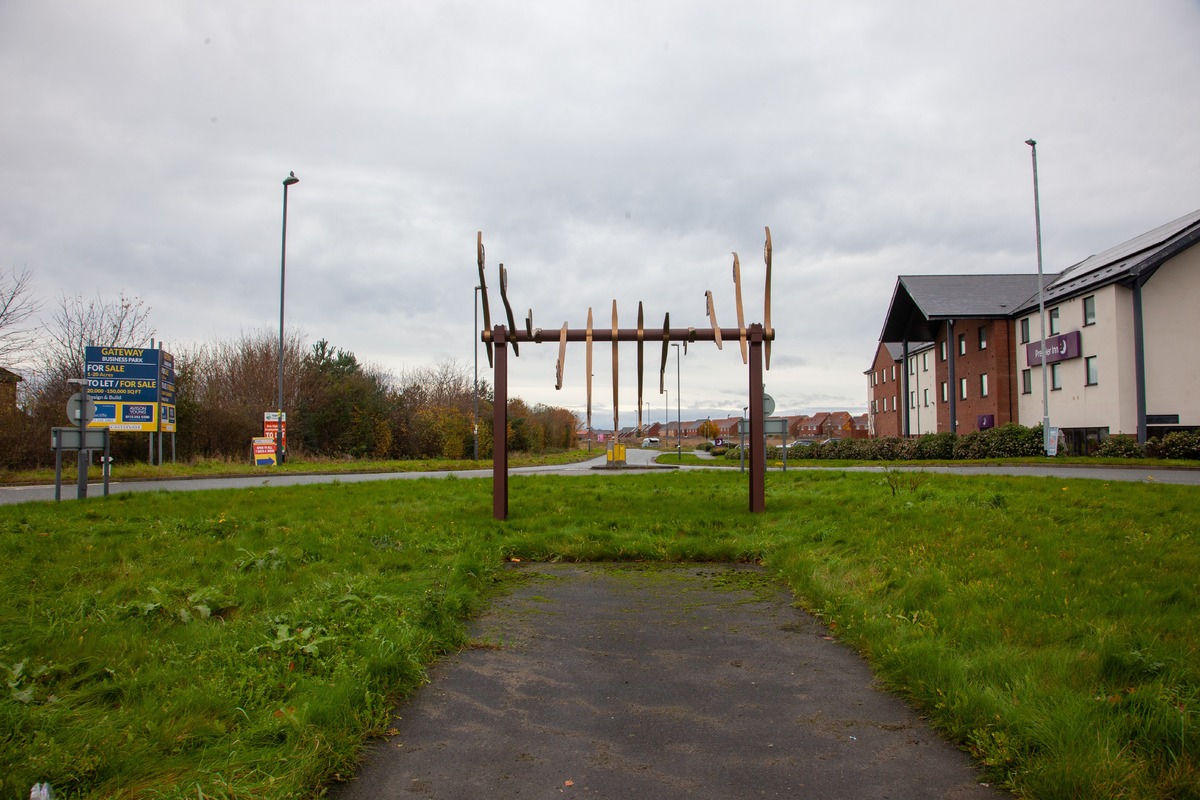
[84, 346, 177, 433]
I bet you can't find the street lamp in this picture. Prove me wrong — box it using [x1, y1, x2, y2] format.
[1025, 140, 1051, 456]
[741, 405, 748, 473]
[277, 171, 299, 465]
[671, 343, 682, 461]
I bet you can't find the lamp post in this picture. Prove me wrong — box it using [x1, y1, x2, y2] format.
[671, 343, 682, 461]
[1025, 140, 1051, 456]
[741, 405, 748, 473]
[277, 171, 299, 465]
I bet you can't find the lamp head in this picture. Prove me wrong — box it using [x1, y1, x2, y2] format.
[1025, 139, 1036, 147]
[283, 171, 299, 186]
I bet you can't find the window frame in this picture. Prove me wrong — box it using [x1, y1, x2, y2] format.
[978, 326, 988, 351]
[980, 373, 989, 398]
[1049, 307, 1061, 335]
[1021, 368, 1032, 395]
[1019, 317, 1030, 344]
[1085, 355, 1099, 386]
[1050, 362, 1062, 391]
[1083, 295, 1096, 326]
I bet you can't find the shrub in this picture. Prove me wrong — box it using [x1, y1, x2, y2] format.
[955, 424, 1045, 459]
[1096, 435, 1144, 459]
[1145, 430, 1200, 460]
[913, 432, 956, 460]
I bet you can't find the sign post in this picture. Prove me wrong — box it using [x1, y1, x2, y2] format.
[263, 412, 287, 464]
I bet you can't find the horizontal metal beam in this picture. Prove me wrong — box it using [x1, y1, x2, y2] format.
[483, 326, 775, 345]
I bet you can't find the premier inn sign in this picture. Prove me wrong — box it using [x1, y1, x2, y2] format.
[1026, 330, 1082, 365]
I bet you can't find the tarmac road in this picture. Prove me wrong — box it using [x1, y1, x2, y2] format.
[2, 450, 1196, 505]
[328, 564, 1007, 799]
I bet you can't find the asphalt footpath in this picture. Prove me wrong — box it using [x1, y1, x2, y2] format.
[328, 564, 1008, 799]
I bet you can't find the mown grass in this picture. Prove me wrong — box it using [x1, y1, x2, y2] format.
[1, 470, 1198, 798]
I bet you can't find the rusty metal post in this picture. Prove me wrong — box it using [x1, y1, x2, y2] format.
[492, 325, 509, 520]
[748, 324, 766, 512]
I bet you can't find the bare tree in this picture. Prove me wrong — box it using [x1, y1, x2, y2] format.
[38, 291, 156, 381]
[0, 266, 41, 365]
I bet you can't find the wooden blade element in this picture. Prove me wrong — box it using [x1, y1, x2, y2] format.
[705, 290, 723, 350]
[476, 232, 493, 368]
[555, 322, 567, 390]
[525, 309, 534, 340]
[586, 307, 593, 435]
[764, 226, 773, 370]
[733, 252, 747, 364]
[499, 263, 519, 357]
[637, 301, 645, 433]
[659, 312, 670, 394]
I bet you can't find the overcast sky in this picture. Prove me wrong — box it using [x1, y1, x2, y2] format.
[3, 1, 1198, 429]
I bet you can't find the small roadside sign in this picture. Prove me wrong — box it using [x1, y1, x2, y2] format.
[253, 437, 278, 466]
[66, 393, 97, 425]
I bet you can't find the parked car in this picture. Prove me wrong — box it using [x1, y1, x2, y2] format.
[642, 437, 660, 447]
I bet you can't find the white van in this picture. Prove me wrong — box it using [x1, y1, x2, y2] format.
[641, 437, 660, 447]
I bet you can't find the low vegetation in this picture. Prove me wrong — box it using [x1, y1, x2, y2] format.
[709, 425, 1200, 465]
[2, 469, 1197, 798]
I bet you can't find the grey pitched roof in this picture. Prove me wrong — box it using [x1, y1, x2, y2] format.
[879, 274, 1044, 342]
[1016, 207, 1200, 312]
[875, 208, 1200, 342]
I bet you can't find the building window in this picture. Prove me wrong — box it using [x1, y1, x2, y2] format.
[1050, 363, 1062, 390]
[1083, 295, 1096, 326]
[980, 373, 989, 397]
[978, 326, 987, 350]
[1049, 307, 1060, 335]
[958, 333, 967, 356]
[941, 382, 948, 403]
[1085, 356, 1099, 386]
[892, 365, 897, 381]
[922, 388, 929, 407]
[1019, 317, 1030, 344]
[940, 340, 947, 361]
[871, 399, 877, 413]
[1021, 368, 1032, 395]
[960, 377, 968, 400]
[922, 352, 929, 372]
[909, 357, 916, 376]
[910, 391, 916, 409]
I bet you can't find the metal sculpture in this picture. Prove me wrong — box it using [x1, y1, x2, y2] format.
[478, 228, 777, 520]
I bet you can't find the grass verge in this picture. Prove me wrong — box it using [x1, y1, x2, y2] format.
[0, 449, 598, 486]
[1, 469, 1197, 798]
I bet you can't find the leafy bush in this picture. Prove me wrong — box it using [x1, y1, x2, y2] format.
[913, 432, 956, 459]
[955, 424, 1044, 459]
[1145, 430, 1200, 460]
[1096, 435, 1143, 458]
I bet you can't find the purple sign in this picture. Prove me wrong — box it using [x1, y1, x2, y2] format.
[1026, 330, 1082, 365]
